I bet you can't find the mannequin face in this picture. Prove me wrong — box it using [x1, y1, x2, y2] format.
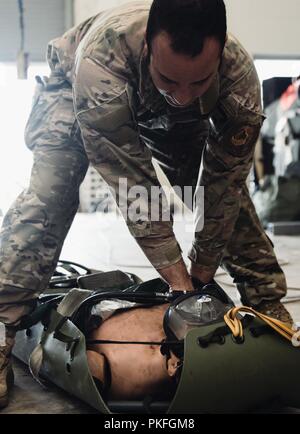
[148, 31, 221, 108]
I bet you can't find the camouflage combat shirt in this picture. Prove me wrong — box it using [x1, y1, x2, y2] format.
[45, 0, 264, 272]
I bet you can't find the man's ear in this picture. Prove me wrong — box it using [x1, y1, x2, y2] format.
[167, 352, 181, 377]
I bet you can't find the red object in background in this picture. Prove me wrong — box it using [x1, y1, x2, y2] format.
[280, 82, 299, 111]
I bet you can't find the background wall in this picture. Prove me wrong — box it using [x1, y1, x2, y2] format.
[0, 0, 71, 61]
[74, 0, 130, 24]
[74, 0, 300, 58]
[1, 0, 298, 63]
[225, 0, 300, 58]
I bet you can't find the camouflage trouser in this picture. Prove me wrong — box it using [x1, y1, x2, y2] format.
[0, 81, 286, 325]
[145, 120, 287, 307]
[0, 77, 89, 325]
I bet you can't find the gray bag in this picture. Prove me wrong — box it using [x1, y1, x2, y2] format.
[253, 172, 300, 226]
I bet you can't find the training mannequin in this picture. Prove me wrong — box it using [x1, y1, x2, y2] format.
[86, 303, 180, 399]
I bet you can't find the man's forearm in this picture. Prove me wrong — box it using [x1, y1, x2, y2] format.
[189, 261, 216, 285]
[158, 258, 194, 291]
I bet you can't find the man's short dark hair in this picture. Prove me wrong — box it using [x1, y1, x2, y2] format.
[145, 0, 227, 58]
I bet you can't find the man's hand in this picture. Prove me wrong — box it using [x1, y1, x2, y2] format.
[189, 261, 216, 285]
[158, 258, 194, 292]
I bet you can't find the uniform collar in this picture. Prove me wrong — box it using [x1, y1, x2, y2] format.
[198, 73, 220, 117]
[138, 50, 167, 113]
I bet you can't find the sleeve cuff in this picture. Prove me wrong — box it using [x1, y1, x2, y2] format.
[188, 244, 221, 275]
[138, 237, 183, 270]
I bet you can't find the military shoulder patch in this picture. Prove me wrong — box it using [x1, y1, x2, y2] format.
[231, 125, 257, 147]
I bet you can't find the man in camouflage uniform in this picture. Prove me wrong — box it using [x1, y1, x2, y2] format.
[0, 0, 292, 408]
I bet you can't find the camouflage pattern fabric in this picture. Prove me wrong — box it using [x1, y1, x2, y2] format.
[0, 75, 89, 324]
[0, 1, 286, 324]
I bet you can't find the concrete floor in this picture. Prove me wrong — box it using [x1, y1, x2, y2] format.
[1, 213, 300, 414]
